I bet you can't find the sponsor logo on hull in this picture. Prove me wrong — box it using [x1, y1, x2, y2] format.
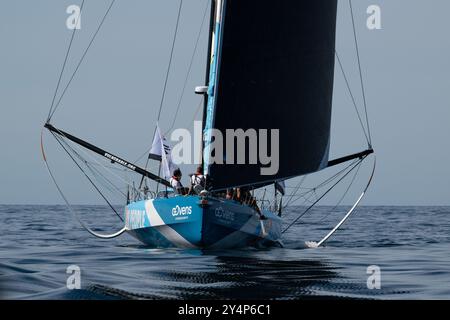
[172, 205, 192, 218]
[214, 206, 235, 222]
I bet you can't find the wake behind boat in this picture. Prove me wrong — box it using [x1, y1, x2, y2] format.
[42, 0, 375, 249]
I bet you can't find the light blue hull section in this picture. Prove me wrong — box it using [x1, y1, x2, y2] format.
[125, 196, 282, 249]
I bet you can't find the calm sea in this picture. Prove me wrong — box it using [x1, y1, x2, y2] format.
[0, 205, 449, 299]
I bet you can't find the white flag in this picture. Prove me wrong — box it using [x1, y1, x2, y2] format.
[149, 127, 163, 160]
[150, 124, 175, 179]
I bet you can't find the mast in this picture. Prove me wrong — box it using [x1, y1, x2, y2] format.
[196, 0, 217, 170]
[202, 0, 217, 134]
[202, 0, 226, 176]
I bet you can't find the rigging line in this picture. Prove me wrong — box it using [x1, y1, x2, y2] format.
[76, 154, 128, 198]
[41, 132, 126, 239]
[47, 0, 85, 122]
[286, 159, 359, 206]
[92, 167, 134, 198]
[314, 159, 359, 189]
[51, 132, 123, 222]
[282, 159, 362, 232]
[285, 181, 333, 211]
[285, 174, 348, 211]
[63, 139, 124, 197]
[291, 159, 359, 202]
[134, 97, 202, 164]
[137, 0, 184, 186]
[317, 160, 363, 223]
[349, 0, 372, 146]
[315, 156, 376, 247]
[191, 98, 204, 123]
[288, 192, 317, 207]
[134, 97, 202, 165]
[283, 194, 317, 221]
[49, 0, 116, 121]
[286, 187, 329, 208]
[53, 132, 126, 213]
[313, 189, 319, 203]
[284, 157, 360, 211]
[60, 134, 143, 199]
[55, 127, 138, 192]
[284, 176, 307, 208]
[53, 133, 125, 221]
[286, 187, 319, 207]
[156, 0, 184, 122]
[86, 166, 126, 197]
[134, 148, 153, 164]
[282, 158, 364, 234]
[166, 0, 210, 135]
[335, 51, 370, 145]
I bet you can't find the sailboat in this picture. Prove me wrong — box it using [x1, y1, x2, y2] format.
[42, 0, 375, 249]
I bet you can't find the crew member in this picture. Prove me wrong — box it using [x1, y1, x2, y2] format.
[170, 168, 185, 195]
[188, 166, 206, 195]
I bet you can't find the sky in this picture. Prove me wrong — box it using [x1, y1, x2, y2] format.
[0, 0, 449, 205]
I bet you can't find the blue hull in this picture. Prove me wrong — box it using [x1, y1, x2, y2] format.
[125, 196, 282, 249]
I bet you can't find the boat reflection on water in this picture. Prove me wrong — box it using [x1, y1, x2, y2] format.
[155, 255, 341, 300]
[85, 252, 352, 300]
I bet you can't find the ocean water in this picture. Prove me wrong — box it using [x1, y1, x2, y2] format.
[0, 205, 449, 300]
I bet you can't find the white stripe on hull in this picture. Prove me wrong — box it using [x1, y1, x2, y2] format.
[145, 200, 198, 249]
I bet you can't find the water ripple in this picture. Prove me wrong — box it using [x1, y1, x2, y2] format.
[1, 205, 450, 299]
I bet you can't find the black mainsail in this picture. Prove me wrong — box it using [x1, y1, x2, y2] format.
[204, 0, 339, 190]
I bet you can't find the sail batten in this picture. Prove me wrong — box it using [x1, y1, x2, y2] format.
[204, 0, 338, 191]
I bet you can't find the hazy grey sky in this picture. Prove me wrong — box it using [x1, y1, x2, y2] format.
[1, 0, 449, 205]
